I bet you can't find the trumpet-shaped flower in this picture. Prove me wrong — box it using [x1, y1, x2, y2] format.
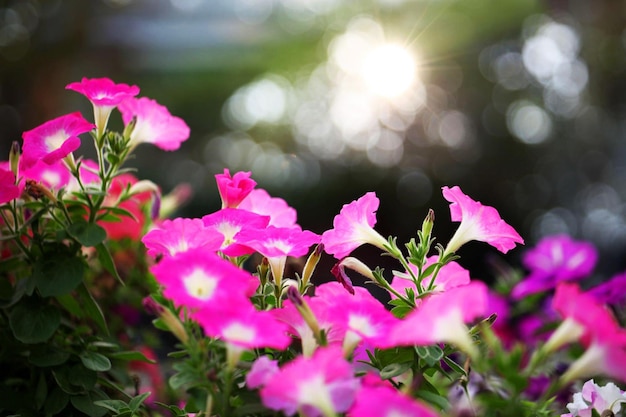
[563, 379, 626, 417]
[387, 281, 489, 357]
[215, 169, 256, 209]
[21, 160, 72, 191]
[141, 217, 223, 258]
[348, 383, 439, 417]
[321, 192, 389, 259]
[66, 77, 139, 137]
[149, 247, 258, 310]
[21, 112, 95, 169]
[201, 208, 270, 257]
[118, 97, 190, 151]
[442, 186, 523, 256]
[391, 256, 471, 297]
[260, 346, 360, 417]
[0, 168, 19, 204]
[239, 188, 298, 227]
[512, 235, 597, 299]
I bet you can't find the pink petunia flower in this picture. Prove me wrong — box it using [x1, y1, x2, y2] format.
[0, 168, 20, 204]
[563, 379, 626, 417]
[260, 346, 360, 417]
[390, 255, 471, 298]
[386, 281, 489, 358]
[149, 247, 258, 311]
[21, 112, 95, 169]
[239, 188, 298, 227]
[141, 217, 224, 258]
[246, 356, 280, 389]
[66, 77, 139, 138]
[236, 226, 320, 287]
[118, 96, 190, 151]
[348, 383, 439, 417]
[214, 169, 257, 209]
[201, 208, 270, 257]
[587, 271, 626, 306]
[21, 159, 72, 191]
[321, 192, 389, 259]
[441, 186, 524, 256]
[511, 235, 597, 299]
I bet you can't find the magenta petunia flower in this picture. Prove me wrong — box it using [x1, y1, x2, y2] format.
[66, 77, 140, 137]
[149, 248, 259, 310]
[386, 281, 489, 357]
[236, 226, 320, 286]
[348, 384, 439, 417]
[194, 303, 291, 350]
[239, 188, 298, 227]
[260, 346, 360, 417]
[118, 96, 190, 151]
[391, 255, 471, 298]
[214, 169, 257, 209]
[321, 192, 389, 259]
[246, 356, 280, 389]
[587, 271, 626, 306]
[0, 168, 20, 204]
[511, 235, 597, 299]
[442, 186, 524, 256]
[201, 208, 270, 257]
[21, 112, 95, 169]
[21, 159, 72, 191]
[141, 217, 224, 258]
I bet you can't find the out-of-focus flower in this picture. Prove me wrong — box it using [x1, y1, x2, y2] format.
[390, 255, 471, 297]
[141, 217, 223, 258]
[21, 112, 95, 169]
[214, 169, 257, 209]
[321, 192, 389, 259]
[0, 168, 20, 204]
[260, 346, 360, 417]
[118, 97, 190, 151]
[512, 235, 597, 299]
[21, 160, 72, 191]
[246, 356, 280, 389]
[348, 382, 439, 417]
[587, 271, 626, 305]
[442, 186, 524, 256]
[239, 188, 298, 227]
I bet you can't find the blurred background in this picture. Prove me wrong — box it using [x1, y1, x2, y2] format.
[1, 0, 626, 283]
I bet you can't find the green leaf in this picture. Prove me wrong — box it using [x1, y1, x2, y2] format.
[29, 347, 70, 367]
[56, 293, 84, 318]
[77, 282, 109, 335]
[169, 370, 198, 390]
[35, 372, 47, 410]
[34, 255, 85, 297]
[80, 351, 112, 372]
[379, 362, 411, 380]
[67, 222, 107, 247]
[93, 399, 128, 413]
[9, 297, 60, 344]
[95, 243, 123, 285]
[415, 389, 449, 411]
[44, 387, 69, 416]
[71, 390, 108, 417]
[415, 345, 444, 367]
[442, 356, 467, 377]
[109, 350, 157, 363]
[128, 392, 151, 412]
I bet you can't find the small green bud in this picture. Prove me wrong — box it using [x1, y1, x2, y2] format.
[9, 141, 20, 178]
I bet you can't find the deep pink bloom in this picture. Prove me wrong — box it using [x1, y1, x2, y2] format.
[99, 173, 152, 241]
[0, 168, 19, 204]
[348, 384, 439, 417]
[149, 248, 258, 310]
[21, 159, 72, 191]
[442, 186, 524, 255]
[387, 281, 489, 357]
[118, 97, 190, 151]
[260, 346, 360, 417]
[587, 271, 626, 305]
[21, 112, 95, 169]
[239, 188, 298, 227]
[194, 304, 291, 350]
[246, 356, 280, 389]
[141, 217, 223, 258]
[201, 208, 270, 257]
[512, 235, 597, 299]
[215, 169, 257, 209]
[391, 256, 471, 298]
[321, 192, 389, 259]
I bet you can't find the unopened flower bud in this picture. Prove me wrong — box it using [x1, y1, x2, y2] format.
[422, 209, 435, 241]
[331, 257, 375, 295]
[159, 183, 192, 218]
[128, 180, 160, 197]
[24, 180, 57, 203]
[142, 296, 188, 344]
[9, 141, 20, 178]
[301, 243, 324, 288]
[123, 116, 137, 142]
[258, 257, 270, 286]
[287, 286, 322, 342]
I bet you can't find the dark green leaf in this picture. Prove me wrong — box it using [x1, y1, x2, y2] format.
[415, 389, 449, 411]
[442, 356, 467, 377]
[71, 390, 108, 417]
[93, 399, 128, 413]
[67, 222, 107, 247]
[56, 293, 84, 318]
[80, 351, 112, 372]
[68, 363, 98, 391]
[379, 362, 411, 380]
[29, 347, 70, 367]
[169, 371, 198, 390]
[44, 387, 69, 416]
[9, 297, 60, 344]
[35, 373, 47, 410]
[95, 243, 123, 285]
[109, 350, 157, 363]
[34, 255, 85, 297]
[128, 392, 151, 411]
[77, 282, 109, 335]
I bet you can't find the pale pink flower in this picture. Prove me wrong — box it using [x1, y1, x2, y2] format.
[260, 346, 360, 417]
[239, 188, 298, 227]
[21, 112, 95, 169]
[194, 303, 291, 350]
[141, 217, 224, 258]
[386, 281, 489, 357]
[215, 169, 256, 209]
[149, 248, 258, 310]
[564, 379, 626, 417]
[348, 384, 439, 417]
[118, 96, 190, 151]
[391, 255, 471, 298]
[21, 159, 72, 191]
[442, 186, 524, 256]
[66, 77, 139, 137]
[0, 168, 19, 204]
[511, 235, 597, 299]
[201, 208, 270, 257]
[236, 226, 319, 286]
[246, 356, 279, 389]
[321, 192, 389, 259]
